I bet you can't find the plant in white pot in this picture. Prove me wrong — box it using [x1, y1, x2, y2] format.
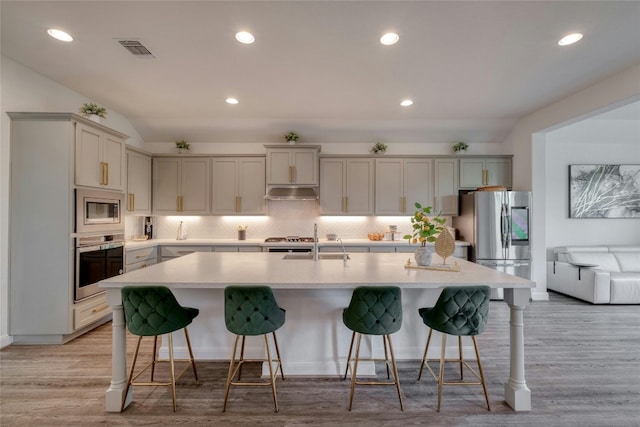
[453, 141, 469, 154]
[403, 202, 446, 266]
[285, 131, 299, 144]
[370, 142, 388, 154]
[175, 140, 190, 153]
[79, 102, 107, 122]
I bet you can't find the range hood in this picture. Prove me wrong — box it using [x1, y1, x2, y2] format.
[265, 187, 319, 201]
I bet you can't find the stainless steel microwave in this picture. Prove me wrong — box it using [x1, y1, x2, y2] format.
[75, 189, 124, 233]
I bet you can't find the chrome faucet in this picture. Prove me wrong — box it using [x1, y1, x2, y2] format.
[337, 237, 349, 262]
[313, 223, 319, 261]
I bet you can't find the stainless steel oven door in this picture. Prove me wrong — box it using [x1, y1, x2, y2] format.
[75, 240, 124, 301]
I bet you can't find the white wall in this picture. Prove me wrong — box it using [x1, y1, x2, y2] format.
[503, 63, 640, 300]
[0, 56, 145, 346]
[544, 136, 640, 258]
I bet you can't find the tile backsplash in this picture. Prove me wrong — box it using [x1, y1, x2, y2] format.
[126, 201, 453, 241]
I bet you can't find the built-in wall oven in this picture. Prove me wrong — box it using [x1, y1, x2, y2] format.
[75, 233, 124, 302]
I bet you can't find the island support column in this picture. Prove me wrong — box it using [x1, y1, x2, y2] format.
[104, 289, 131, 412]
[503, 287, 532, 411]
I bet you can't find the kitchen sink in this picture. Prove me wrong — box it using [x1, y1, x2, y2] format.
[282, 253, 350, 260]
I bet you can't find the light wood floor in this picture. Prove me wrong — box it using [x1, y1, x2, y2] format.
[2, 292, 639, 426]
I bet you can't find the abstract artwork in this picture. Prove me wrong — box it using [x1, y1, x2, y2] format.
[569, 164, 640, 218]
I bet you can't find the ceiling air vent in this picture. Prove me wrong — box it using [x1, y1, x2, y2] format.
[118, 40, 154, 57]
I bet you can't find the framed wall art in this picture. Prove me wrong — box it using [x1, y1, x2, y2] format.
[569, 164, 640, 218]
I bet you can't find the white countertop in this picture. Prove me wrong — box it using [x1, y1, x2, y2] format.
[102, 251, 533, 290]
[125, 238, 470, 250]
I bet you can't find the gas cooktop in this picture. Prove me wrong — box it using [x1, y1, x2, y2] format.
[264, 236, 315, 243]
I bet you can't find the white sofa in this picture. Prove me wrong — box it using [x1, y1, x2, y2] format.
[547, 246, 640, 304]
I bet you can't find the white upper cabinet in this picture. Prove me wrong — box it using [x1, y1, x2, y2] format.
[375, 158, 433, 215]
[434, 158, 459, 215]
[212, 157, 266, 215]
[153, 157, 210, 214]
[75, 121, 126, 191]
[320, 158, 374, 215]
[459, 157, 512, 189]
[126, 149, 152, 215]
[266, 145, 320, 185]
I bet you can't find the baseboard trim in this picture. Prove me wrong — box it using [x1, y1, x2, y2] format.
[1, 334, 13, 349]
[532, 291, 550, 301]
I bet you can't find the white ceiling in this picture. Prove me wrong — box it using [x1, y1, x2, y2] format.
[2, 1, 640, 145]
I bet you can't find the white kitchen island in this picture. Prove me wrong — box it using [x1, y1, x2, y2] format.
[100, 252, 535, 412]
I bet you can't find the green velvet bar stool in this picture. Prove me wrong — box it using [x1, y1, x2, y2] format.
[223, 286, 286, 413]
[417, 286, 491, 412]
[121, 286, 199, 412]
[342, 286, 404, 411]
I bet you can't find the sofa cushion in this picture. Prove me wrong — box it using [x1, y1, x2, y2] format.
[610, 272, 640, 304]
[554, 246, 610, 262]
[609, 246, 640, 253]
[567, 252, 621, 272]
[613, 252, 640, 272]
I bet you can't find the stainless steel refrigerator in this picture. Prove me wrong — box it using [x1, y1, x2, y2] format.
[453, 191, 532, 298]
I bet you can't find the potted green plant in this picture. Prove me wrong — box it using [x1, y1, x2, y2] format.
[79, 102, 107, 122]
[371, 142, 388, 154]
[175, 140, 190, 153]
[403, 202, 446, 266]
[453, 141, 469, 154]
[285, 132, 299, 144]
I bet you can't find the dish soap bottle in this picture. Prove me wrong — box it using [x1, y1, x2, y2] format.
[177, 221, 185, 240]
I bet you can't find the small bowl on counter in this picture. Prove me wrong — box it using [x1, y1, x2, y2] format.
[368, 233, 385, 241]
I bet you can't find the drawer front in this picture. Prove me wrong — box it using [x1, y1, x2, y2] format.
[369, 246, 394, 253]
[125, 258, 158, 272]
[73, 294, 111, 330]
[125, 247, 158, 265]
[160, 246, 212, 257]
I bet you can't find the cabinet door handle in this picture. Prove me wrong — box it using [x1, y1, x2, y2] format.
[128, 193, 135, 211]
[236, 196, 242, 213]
[344, 197, 349, 213]
[292, 166, 297, 183]
[135, 252, 152, 259]
[100, 162, 107, 185]
[177, 196, 183, 212]
[91, 304, 110, 314]
[434, 196, 438, 211]
[288, 166, 293, 183]
[105, 162, 109, 186]
[482, 169, 489, 186]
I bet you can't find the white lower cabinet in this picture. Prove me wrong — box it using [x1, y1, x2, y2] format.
[320, 246, 370, 253]
[159, 245, 212, 262]
[73, 294, 111, 331]
[125, 247, 158, 272]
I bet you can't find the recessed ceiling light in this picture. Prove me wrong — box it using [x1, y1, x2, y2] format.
[380, 32, 399, 46]
[400, 99, 413, 107]
[558, 33, 583, 46]
[226, 98, 239, 105]
[235, 31, 255, 44]
[47, 28, 73, 42]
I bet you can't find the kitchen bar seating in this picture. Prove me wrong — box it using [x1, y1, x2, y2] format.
[342, 286, 404, 411]
[223, 286, 286, 413]
[417, 285, 491, 411]
[120, 286, 199, 412]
